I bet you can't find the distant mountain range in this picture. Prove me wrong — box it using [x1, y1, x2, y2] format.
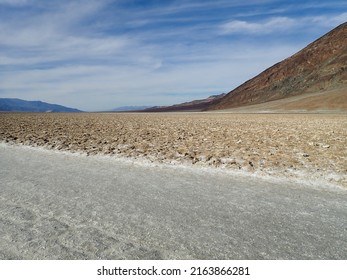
[143, 93, 226, 112]
[111, 105, 151, 112]
[0, 98, 82, 112]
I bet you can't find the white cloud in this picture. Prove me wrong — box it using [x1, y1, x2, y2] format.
[0, 0, 131, 66]
[309, 12, 347, 27]
[221, 17, 296, 34]
[220, 13, 347, 35]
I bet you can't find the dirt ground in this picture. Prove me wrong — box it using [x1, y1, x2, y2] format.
[218, 88, 347, 113]
[0, 112, 346, 187]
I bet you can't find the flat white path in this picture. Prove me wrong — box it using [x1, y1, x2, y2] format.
[1, 144, 346, 259]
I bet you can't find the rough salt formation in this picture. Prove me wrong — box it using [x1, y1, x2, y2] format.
[0, 112, 346, 187]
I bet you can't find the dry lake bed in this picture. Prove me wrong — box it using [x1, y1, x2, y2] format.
[0, 112, 346, 259]
[1, 112, 346, 187]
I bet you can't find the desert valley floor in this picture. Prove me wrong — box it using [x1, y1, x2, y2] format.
[1, 112, 346, 187]
[0, 112, 346, 259]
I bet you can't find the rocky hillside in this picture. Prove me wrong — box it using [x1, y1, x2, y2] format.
[144, 93, 226, 112]
[208, 22, 347, 110]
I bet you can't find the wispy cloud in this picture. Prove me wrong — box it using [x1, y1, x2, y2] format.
[309, 12, 347, 27]
[220, 13, 347, 35]
[0, 1, 131, 66]
[220, 17, 296, 34]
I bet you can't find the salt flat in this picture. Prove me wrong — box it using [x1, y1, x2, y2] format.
[1, 143, 346, 259]
[1, 112, 346, 187]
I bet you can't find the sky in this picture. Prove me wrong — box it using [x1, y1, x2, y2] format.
[1, 0, 347, 111]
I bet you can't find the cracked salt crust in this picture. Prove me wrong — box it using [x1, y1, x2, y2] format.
[1, 112, 346, 187]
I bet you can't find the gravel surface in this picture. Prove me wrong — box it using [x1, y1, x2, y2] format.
[0, 112, 346, 187]
[1, 143, 346, 259]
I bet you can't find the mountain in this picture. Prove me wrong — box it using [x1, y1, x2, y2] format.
[208, 22, 347, 111]
[111, 105, 151, 112]
[143, 93, 226, 112]
[0, 98, 82, 112]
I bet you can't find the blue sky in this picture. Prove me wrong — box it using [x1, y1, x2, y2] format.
[1, 0, 347, 111]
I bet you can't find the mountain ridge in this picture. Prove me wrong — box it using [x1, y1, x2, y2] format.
[111, 105, 151, 112]
[0, 98, 82, 112]
[143, 93, 226, 112]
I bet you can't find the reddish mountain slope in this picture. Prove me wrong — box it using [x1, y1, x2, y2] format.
[144, 93, 226, 112]
[208, 22, 347, 111]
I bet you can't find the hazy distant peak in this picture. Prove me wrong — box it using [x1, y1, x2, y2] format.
[0, 98, 82, 112]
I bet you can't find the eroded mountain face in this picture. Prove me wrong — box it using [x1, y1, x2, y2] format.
[209, 23, 347, 110]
